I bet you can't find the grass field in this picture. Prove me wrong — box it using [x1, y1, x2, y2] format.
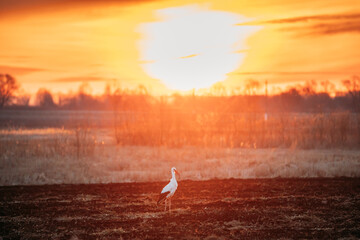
[1, 127, 360, 186]
[2, 110, 360, 149]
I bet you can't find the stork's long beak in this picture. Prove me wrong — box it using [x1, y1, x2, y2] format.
[175, 170, 180, 179]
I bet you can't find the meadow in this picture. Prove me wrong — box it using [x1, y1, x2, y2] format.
[1, 110, 360, 185]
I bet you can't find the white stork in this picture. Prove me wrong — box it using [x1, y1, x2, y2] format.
[157, 167, 180, 211]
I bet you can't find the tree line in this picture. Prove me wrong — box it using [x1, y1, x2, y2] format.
[1, 73, 360, 113]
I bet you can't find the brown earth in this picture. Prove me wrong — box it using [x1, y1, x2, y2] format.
[1, 178, 360, 239]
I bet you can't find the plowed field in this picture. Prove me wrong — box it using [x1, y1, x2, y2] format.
[1, 178, 359, 239]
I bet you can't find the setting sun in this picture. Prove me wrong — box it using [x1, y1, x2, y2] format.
[138, 5, 261, 91]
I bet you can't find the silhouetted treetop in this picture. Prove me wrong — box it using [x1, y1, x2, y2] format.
[35, 88, 56, 108]
[0, 74, 19, 108]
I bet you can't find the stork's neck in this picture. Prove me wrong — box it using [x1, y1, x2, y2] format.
[171, 170, 176, 181]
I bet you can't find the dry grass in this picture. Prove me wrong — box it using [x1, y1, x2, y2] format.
[2, 110, 360, 148]
[113, 112, 360, 149]
[0, 127, 360, 185]
[0, 127, 96, 185]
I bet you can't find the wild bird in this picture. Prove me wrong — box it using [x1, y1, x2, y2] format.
[157, 167, 180, 212]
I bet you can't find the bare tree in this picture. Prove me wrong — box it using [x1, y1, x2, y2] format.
[136, 84, 148, 95]
[244, 79, 261, 96]
[111, 87, 123, 144]
[342, 75, 360, 112]
[15, 94, 31, 106]
[301, 80, 317, 96]
[211, 82, 227, 96]
[0, 74, 19, 107]
[320, 80, 335, 94]
[35, 88, 56, 108]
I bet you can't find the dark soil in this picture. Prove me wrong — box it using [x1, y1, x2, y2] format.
[1, 178, 360, 239]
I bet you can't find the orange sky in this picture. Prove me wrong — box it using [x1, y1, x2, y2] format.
[0, 0, 359, 96]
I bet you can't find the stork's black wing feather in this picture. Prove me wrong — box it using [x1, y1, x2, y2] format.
[157, 191, 170, 205]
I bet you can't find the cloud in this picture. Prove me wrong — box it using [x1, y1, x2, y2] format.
[179, 54, 199, 59]
[237, 12, 360, 35]
[307, 21, 360, 35]
[269, 13, 359, 25]
[0, 65, 45, 75]
[229, 71, 354, 76]
[0, 0, 154, 18]
[52, 76, 110, 83]
[237, 12, 360, 25]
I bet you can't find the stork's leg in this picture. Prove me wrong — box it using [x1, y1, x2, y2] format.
[169, 199, 172, 212]
[164, 199, 167, 211]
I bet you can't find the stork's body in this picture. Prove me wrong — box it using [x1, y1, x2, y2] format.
[157, 167, 180, 211]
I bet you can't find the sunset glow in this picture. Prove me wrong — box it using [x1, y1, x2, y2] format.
[0, 0, 359, 97]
